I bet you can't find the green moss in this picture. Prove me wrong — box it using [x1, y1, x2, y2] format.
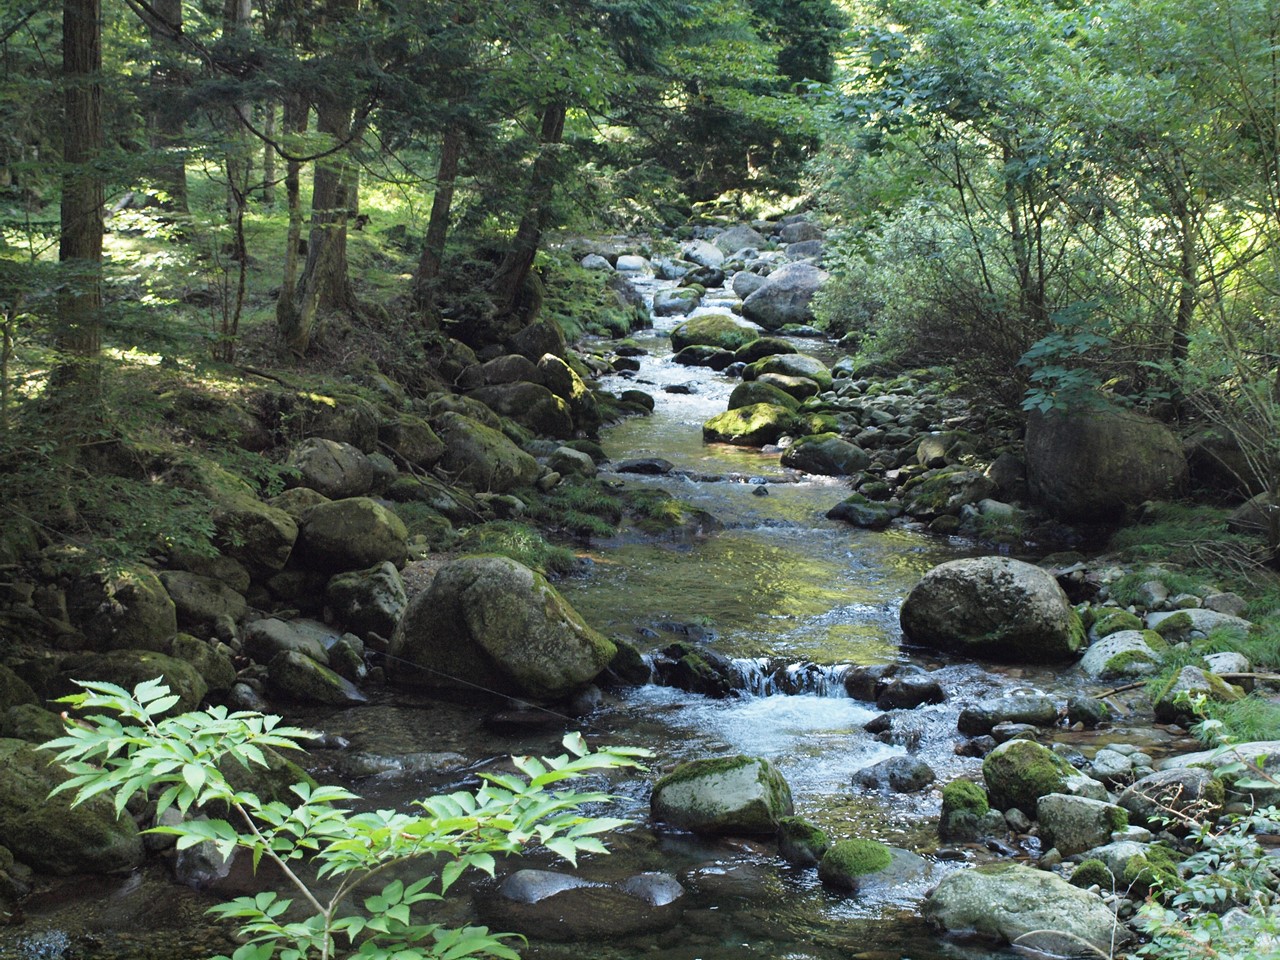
[1121, 844, 1181, 896]
[1108, 568, 1204, 607]
[1107, 806, 1130, 833]
[818, 838, 892, 890]
[703, 403, 799, 447]
[1142, 629, 1170, 653]
[941, 779, 989, 818]
[1094, 609, 1144, 637]
[455, 521, 578, 577]
[1105, 649, 1160, 674]
[388, 502, 455, 549]
[778, 816, 831, 865]
[1070, 858, 1115, 889]
[982, 740, 1076, 813]
[1154, 611, 1194, 640]
[655, 755, 760, 792]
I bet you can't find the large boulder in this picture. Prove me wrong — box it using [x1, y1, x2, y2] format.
[728, 381, 800, 412]
[740, 262, 828, 330]
[389, 556, 615, 699]
[1037, 793, 1129, 857]
[703, 403, 798, 447]
[670, 312, 762, 353]
[378, 415, 445, 469]
[653, 287, 701, 317]
[211, 492, 298, 576]
[899, 557, 1084, 662]
[52, 650, 208, 713]
[538, 354, 601, 437]
[780, 434, 870, 476]
[324, 562, 407, 641]
[1025, 406, 1188, 520]
[1118, 768, 1225, 828]
[268, 651, 366, 705]
[681, 239, 724, 268]
[67, 563, 177, 652]
[285, 438, 375, 499]
[0, 738, 145, 875]
[924, 864, 1128, 955]
[469, 382, 574, 439]
[435, 412, 540, 493]
[157, 571, 247, 632]
[651, 755, 793, 834]
[745, 352, 832, 389]
[296, 498, 408, 572]
[982, 739, 1107, 815]
[714, 224, 767, 252]
[1079, 630, 1166, 681]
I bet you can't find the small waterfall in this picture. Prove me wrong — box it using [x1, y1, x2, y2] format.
[729, 657, 854, 697]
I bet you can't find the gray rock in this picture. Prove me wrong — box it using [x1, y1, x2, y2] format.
[651, 755, 793, 834]
[1080, 630, 1165, 680]
[1037, 793, 1129, 857]
[781, 433, 870, 476]
[296, 497, 409, 573]
[957, 697, 1063, 736]
[1153, 665, 1243, 724]
[653, 287, 702, 317]
[0, 737, 145, 875]
[1146, 608, 1252, 638]
[1120, 767, 1226, 825]
[481, 869, 684, 941]
[875, 675, 945, 711]
[67, 562, 177, 652]
[1203, 592, 1248, 617]
[1088, 748, 1135, 785]
[243, 617, 332, 665]
[779, 220, 823, 243]
[389, 556, 616, 699]
[731, 270, 768, 299]
[286, 438, 375, 499]
[548, 446, 597, 479]
[852, 755, 936, 793]
[741, 261, 828, 330]
[900, 558, 1085, 662]
[435, 412, 541, 494]
[268, 650, 366, 705]
[580, 253, 612, 271]
[158, 571, 247, 631]
[714, 224, 767, 252]
[325, 562, 407, 642]
[924, 863, 1128, 954]
[681, 240, 725, 268]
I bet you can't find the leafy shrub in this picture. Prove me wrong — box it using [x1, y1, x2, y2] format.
[455, 520, 579, 577]
[43, 679, 647, 960]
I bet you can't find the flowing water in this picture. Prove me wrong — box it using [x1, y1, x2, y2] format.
[1, 278, 1102, 960]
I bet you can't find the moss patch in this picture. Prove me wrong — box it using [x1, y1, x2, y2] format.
[941, 779, 989, 818]
[1070, 858, 1115, 889]
[818, 838, 892, 890]
[982, 740, 1077, 814]
[1121, 845, 1181, 896]
[1094, 609, 1143, 637]
[455, 521, 578, 577]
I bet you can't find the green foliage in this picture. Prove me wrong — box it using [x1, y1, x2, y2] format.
[43, 678, 648, 960]
[520, 480, 625, 540]
[1136, 808, 1280, 960]
[1069, 858, 1115, 890]
[940, 779, 988, 818]
[1105, 567, 1209, 608]
[455, 521, 579, 578]
[1017, 302, 1118, 414]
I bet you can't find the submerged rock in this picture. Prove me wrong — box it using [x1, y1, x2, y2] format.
[480, 869, 685, 941]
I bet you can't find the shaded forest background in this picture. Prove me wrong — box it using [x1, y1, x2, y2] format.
[1, 0, 1278, 562]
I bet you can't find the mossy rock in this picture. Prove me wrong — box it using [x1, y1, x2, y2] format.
[777, 816, 830, 866]
[942, 779, 989, 817]
[728, 381, 801, 412]
[0, 738, 145, 876]
[296, 497, 409, 573]
[670, 313, 761, 353]
[734, 337, 797, 364]
[0, 665, 37, 713]
[745, 354, 833, 390]
[826, 493, 895, 530]
[1069, 858, 1115, 889]
[651, 755, 794, 834]
[817, 838, 893, 891]
[1153, 665, 1243, 724]
[53, 650, 208, 714]
[982, 739, 1080, 814]
[703, 403, 798, 447]
[165, 633, 237, 695]
[67, 562, 178, 653]
[1121, 845, 1181, 896]
[1093, 609, 1143, 638]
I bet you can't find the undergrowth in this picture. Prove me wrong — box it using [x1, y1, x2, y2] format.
[454, 521, 579, 578]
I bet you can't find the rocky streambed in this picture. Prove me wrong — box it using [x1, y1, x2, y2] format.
[2, 218, 1278, 960]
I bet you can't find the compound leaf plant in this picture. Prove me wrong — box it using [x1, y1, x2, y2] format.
[41, 678, 649, 960]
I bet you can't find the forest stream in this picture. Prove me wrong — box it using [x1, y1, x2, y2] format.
[0, 275, 1168, 960]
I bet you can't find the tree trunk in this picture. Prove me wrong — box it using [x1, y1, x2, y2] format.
[261, 101, 276, 205]
[490, 102, 566, 318]
[274, 93, 309, 343]
[286, 87, 355, 354]
[145, 0, 187, 211]
[56, 0, 103, 395]
[411, 122, 462, 320]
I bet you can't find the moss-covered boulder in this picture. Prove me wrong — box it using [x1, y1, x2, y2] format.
[435, 412, 540, 493]
[673, 344, 736, 370]
[902, 468, 998, 520]
[296, 498, 409, 573]
[826, 494, 895, 530]
[727, 380, 801, 412]
[53, 650, 207, 713]
[67, 562, 177, 652]
[938, 779, 1000, 841]
[982, 739, 1107, 814]
[900, 557, 1085, 662]
[389, 556, 616, 700]
[670, 312, 762, 353]
[378, 415, 445, 469]
[166, 633, 237, 695]
[745, 353, 832, 390]
[324, 561, 407, 642]
[469, 382, 574, 439]
[277, 391, 380, 452]
[268, 650, 366, 705]
[538, 354, 601, 437]
[0, 665, 37, 712]
[777, 816, 830, 866]
[1025, 405, 1188, 520]
[1153, 665, 1243, 724]
[157, 570, 247, 632]
[651, 755, 793, 834]
[781, 433, 870, 476]
[817, 838, 893, 892]
[1079, 630, 1166, 681]
[0, 738, 145, 875]
[734, 337, 797, 364]
[212, 492, 299, 576]
[924, 863, 1129, 954]
[1092, 609, 1143, 639]
[1036, 793, 1129, 857]
[285, 437, 375, 499]
[754, 372, 821, 400]
[703, 403, 798, 447]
